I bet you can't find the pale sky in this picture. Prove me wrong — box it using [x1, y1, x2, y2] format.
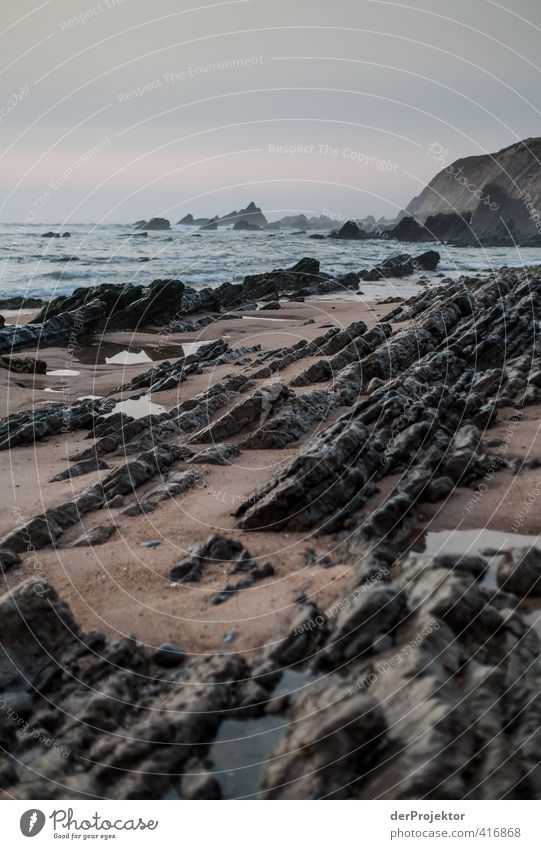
[1, 0, 540, 223]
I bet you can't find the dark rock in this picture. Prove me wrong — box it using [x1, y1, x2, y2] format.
[241, 389, 339, 449]
[71, 523, 116, 547]
[233, 219, 261, 231]
[321, 585, 408, 666]
[424, 475, 455, 502]
[189, 443, 241, 465]
[329, 220, 370, 240]
[170, 534, 245, 584]
[0, 578, 81, 692]
[497, 547, 541, 596]
[260, 681, 387, 799]
[50, 458, 110, 482]
[432, 553, 488, 578]
[153, 642, 185, 668]
[134, 217, 171, 230]
[414, 250, 441, 271]
[191, 383, 292, 443]
[0, 296, 45, 309]
[0, 691, 34, 720]
[210, 562, 275, 605]
[0, 356, 47, 374]
[215, 202, 267, 228]
[0, 548, 22, 573]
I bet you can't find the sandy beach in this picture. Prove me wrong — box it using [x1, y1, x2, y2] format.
[2, 287, 540, 660]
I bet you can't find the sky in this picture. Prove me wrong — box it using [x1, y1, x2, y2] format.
[1, 0, 541, 223]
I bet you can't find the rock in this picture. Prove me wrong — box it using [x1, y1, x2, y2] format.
[0, 398, 99, 450]
[71, 523, 116, 547]
[210, 561, 275, 605]
[0, 296, 45, 309]
[191, 383, 292, 443]
[0, 300, 108, 355]
[321, 585, 408, 666]
[0, 691, 34, 720]
[235, 417, 382, 531]
[188, 443, 241, 466]
[233, 219, 261, 230]
[242, 257, 326, 298]
[366, 377, 385, 394]
[260, 681, 387, 799]
[0, 355, 47, 374]
[153, 642, 185, 668]
[432, 553, 488, 578]
[181, 762, 222, 799]
[261, 602, 326, 668]
[177, 213, 212, 226]
[169, 535, 273, 602]
[241, 389, 339, 449]
[170, 534, 245, 583]
[0, 484, 105, 552]
[359, 251, 440, 281]
[329, 220, 370, 240]
[331, 362, 364, 406]
[0, 548, 22, 573]
[50, 458, 110, 482]
[424, 475, 455, 501]
[101, 444, 184, 500]
[258, 301, 280, 310]
[123, 468, 201, 515]
[0, 578, 80, 692]
[380, 306, 404, 322]
[414, 249, 441, 271]
[217, 201, 267, 228]
[108, 278, 185, 330]
[290, 359, 332, 386]
[134, 217, 171, 230]
[497, 547, 541, 596]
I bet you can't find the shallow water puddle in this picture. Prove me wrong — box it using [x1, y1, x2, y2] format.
[46, 368, 80, 376]
[73, 340, 184, 365]
[241, 315, 289, 322]
[105, 349, 152, 366]
[208, 668, 319, 799]
[416, 528, 541, 636]
[102, 395, 167, 419]
[181, 339, 216, 356]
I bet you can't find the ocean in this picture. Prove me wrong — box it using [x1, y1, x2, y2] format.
[2, 222, 541, 303]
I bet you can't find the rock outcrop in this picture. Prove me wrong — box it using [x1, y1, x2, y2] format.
[3, 259, 541, 800]
[329, 220, 370, 240]
[133, 217, 171, 230]
[405, 137, 541, 245]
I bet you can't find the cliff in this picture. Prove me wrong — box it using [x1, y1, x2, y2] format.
[405, 137, 541, 244]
